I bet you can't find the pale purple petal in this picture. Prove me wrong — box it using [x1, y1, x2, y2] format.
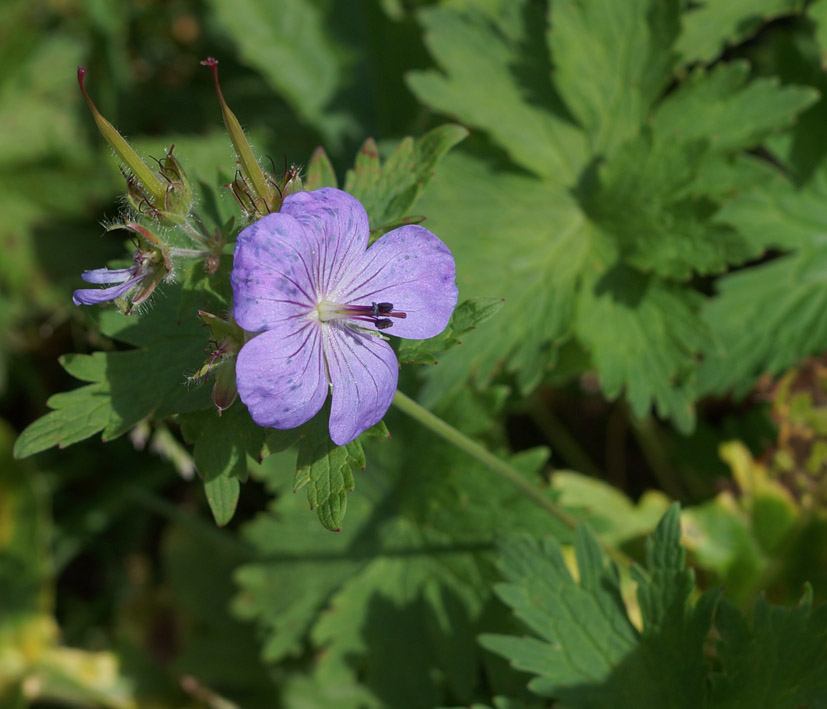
[80, 267, 135, 284]
[72, 274, 143, 306]
[324, 326, 398, 445]
[232, 212, 318, 333]
[280, 188, 369, 295]
[335, 225, 458, 340]
[236, 319, 328, 430]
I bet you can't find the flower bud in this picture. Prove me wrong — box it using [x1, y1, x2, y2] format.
[157, 145, 194, 223]
[191, 311, 245, 414]
[212, 358, 238, 414]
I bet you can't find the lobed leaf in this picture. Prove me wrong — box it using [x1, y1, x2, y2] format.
[343, 123, 468, 231]
[482, 505, 719, 707]
[709, 590, 827, 708]
[676, 0, 803, 65]
[549, 0, 680, 158]
[181, 405, 264, 525]
[407, 4, 587, 185]
[14, 288, 211, 459]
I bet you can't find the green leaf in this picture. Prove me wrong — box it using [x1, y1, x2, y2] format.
[304, 146, 338, 190]
[697, 161, 827, 395]
[676, 0, 803, 65]
[397, 296, 504, 365]
[709, 590, 827, 708]
[407, 3, 587, 185]
[416, 152, 594, 398]
[548, 0, 680, 158]
[583, 133, 755, 279]
[14, 287, 211, 459]
[409, 1, 814, 429]
[418, 153, 712, 431]
[343, 124, 468, 231]
[205, 0, 357, 145]
[698, 244, 827, 397]
[481, 505, 719, 707]
[234, 387, 570, 704]
[576, 266, 713, 433]
[652, 61, 819, 154]
[181, 404, 264, 526]
[292, 406, 364, 531]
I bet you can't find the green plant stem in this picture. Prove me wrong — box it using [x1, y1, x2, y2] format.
[392, 390, 632, 568]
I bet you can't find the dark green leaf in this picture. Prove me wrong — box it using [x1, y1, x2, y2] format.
[710, 590, 827, 708]
[293, 406, 362, 531]
[676, 0, 803, 64]
[14, 287, 211, 459]
[481, 505, 719, 707]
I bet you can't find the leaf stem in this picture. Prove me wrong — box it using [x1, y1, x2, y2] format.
[392, 391, 632, 567]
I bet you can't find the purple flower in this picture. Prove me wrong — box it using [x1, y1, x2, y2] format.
[73, 249, 165, 310]
[232, 188, 458, 445]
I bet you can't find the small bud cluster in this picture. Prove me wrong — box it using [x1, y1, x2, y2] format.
[75, 58, 307, 414]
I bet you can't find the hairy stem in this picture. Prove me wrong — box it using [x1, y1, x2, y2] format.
[392, 390, 632, 568]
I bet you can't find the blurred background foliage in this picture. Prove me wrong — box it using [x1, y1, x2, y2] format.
[3, 0, 827, 706]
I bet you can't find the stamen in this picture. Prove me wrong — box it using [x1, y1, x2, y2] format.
[316, 300, 408, 330]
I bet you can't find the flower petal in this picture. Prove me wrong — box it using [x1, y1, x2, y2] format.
[80, 267, 135, 284]
[280, 188, 370, 295]
[325, 326, 398, 445]
[236, 320, 328, 431]
[335, 224, 458, 340]
[231, 212, 318, 332]
[72, 274, 143, 306]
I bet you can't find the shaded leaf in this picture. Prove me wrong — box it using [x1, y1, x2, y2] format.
[481, 505, 719, 707]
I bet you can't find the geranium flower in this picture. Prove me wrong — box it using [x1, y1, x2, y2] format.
[232, 187, 457, 445]
[73, 245, 167, 311]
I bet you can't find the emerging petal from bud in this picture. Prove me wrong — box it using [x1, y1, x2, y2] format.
[72, 247, 170, 314]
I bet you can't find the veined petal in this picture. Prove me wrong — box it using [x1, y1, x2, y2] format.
[232, 212, 318, 332]
[72, 274, 143, 306]
[236, 319, 328, 430]
[80, 266, 135, 284]
[280, 188, 369, 295]
[336, 225, 457, 340]
[324, 325, 398, 445]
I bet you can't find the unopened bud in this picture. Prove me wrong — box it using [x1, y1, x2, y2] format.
[212, 359, 238, 414]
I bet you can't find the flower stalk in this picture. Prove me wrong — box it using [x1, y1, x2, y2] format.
[391, 390, 633, 568]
